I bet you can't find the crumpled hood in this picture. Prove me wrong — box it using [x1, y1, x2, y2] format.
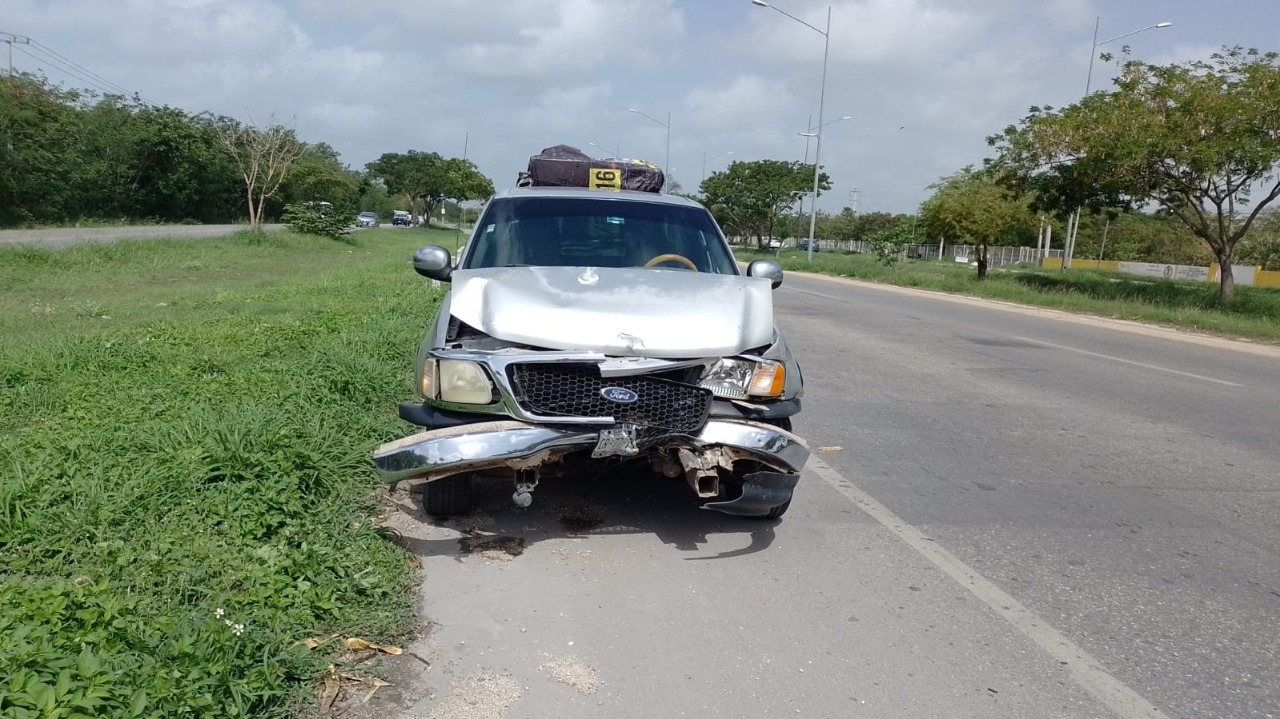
[448, 266, 775, 358]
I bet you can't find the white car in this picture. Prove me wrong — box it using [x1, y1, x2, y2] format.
[356, 211, 379, 228]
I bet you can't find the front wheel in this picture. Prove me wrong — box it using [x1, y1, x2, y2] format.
[421, 474, 474, 517]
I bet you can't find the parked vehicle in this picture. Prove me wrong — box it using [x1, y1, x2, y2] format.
[797, 239, 820, 252]
[356, 211, 379, 228]
[372, 183, 809, 520]
[392, 210, 414, 227]
[765, 237, 784, 249]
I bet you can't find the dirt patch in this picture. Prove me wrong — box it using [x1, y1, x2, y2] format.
[558, 503, 604, 532]
[539, 655, 601, 696]
[458, 533, 525, 557]
[424, 672, 523, 719]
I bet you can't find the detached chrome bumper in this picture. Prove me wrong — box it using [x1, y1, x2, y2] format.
[372, 419, 810, 485]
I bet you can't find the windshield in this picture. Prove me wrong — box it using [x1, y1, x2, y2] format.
[359, 212, 376, 218]
[461, 195, 738, 274]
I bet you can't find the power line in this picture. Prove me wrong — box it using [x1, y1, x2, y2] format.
[2, 29, 155, 106]
[29, 37, 133, 96]
[14, 45, 122, 98]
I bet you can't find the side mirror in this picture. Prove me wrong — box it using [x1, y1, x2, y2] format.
[746, 259, 784, 289]
[413, 246, 453, 281]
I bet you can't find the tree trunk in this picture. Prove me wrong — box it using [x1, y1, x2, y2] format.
[1217, 254, 1235, 302]
[254, 193, 268, 233]
[245, 186, 258, 231]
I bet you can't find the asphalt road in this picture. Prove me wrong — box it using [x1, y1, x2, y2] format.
[375, 271, 1280, 719]
[0, 223, 284, 248]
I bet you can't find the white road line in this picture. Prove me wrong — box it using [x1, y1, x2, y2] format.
[807, 456, 1171, 719]
[1013, 337, 1244, 387]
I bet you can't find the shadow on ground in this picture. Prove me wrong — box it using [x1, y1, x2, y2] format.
[382, 467, 781, 563]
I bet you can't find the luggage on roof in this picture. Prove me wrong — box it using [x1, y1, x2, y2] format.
[517, 144, 665, 193]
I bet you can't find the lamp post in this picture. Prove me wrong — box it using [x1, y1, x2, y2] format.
[628, 108, 671, 172]
[701, 150, 733, 185]
[752, 0, 831, 263]
[801, 115, 851, 165]
[1085, 19, 1172, 95]
[797, 115, 850, 226]
[1065, 18, 1172, 270]
[588, 142, 620, 159]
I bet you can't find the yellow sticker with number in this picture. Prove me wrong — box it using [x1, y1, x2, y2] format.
[589, 167, 621, 190]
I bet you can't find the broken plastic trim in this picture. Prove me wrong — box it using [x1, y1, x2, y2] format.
[701, 471, 799, 517]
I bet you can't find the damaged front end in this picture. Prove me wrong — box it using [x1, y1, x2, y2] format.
[372, 416, 808, 517]
[372, 344, 808, 517]
[375, 258, 808, 518]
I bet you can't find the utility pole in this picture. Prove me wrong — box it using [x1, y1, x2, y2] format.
[2, 32, 32, 76]
[848, 189, 861, 214]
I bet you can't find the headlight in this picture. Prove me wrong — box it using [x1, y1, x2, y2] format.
[418, 359, 437, 398]
[438, 359, 495, 404]
[700, 359, 785, 399]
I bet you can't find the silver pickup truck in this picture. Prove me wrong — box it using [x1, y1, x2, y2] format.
[372, 186, 809, 519]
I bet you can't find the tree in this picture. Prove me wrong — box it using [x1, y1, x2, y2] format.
[1237, 211, 1280, 270]
[365, 151, 494, 224]
[282, 143, 361, 214]
[920, 168, 1034, 278]
[700, 159, 830, 246]
[823, 209, 909, 244]
[214, 115, 306, 232]
[866, 224, 917, 266]
[987, 47, 1280, 300]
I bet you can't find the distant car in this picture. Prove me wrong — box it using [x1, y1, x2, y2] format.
[797, 240, 820, 252]
[392, 210, 414, 227]
[765, 237, 784, 249]
[356, 211, 379, 228]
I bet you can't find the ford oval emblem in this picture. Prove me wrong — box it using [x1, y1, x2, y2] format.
[600, 386, 639, 404]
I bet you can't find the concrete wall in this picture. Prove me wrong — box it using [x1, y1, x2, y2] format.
[1041, 257, 1278, 290]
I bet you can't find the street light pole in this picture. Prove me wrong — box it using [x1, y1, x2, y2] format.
[797, 117, 848, 250]
[753, 1, 832, 263]
[628, 108, 671, 171]
[665, 111, 671, 174]
[701, 150, 732, 185]
[1066, 17, 1172, 270]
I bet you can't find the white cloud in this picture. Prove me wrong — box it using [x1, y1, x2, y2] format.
[299, 0, 686, 82]
[3, 0, 1272, 212]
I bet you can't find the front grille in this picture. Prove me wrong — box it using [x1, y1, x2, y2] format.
[509, 363, 711, 433]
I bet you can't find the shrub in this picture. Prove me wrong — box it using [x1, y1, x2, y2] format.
[281, 203, 352, 242]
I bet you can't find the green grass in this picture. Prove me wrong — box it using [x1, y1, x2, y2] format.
[740, 248, 1280, 342]
[0, 228, 453, 717]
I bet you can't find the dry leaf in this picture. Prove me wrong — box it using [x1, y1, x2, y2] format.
[319, 668, 341, 712]
[818, 446, 844, 452]
[345, 637, 377, 652]
[303, 637, 324, 649]
[379, 645, 403, 656]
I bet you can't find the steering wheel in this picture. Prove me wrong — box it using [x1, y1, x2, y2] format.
[643, 253, 698, 271]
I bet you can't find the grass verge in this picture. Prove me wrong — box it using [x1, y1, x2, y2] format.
[739, 248, 1280, 343]
[0, 228, 450, 717]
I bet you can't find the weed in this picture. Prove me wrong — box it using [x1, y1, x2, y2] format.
[0, 228, 452, 717]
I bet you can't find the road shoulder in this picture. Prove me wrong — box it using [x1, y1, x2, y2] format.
[789, 269, 1280, 359]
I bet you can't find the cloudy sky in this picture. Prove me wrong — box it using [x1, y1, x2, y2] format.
[4, 0, 1277, 213]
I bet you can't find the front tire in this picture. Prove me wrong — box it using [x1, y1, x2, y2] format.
[421, 474, 473, 517]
